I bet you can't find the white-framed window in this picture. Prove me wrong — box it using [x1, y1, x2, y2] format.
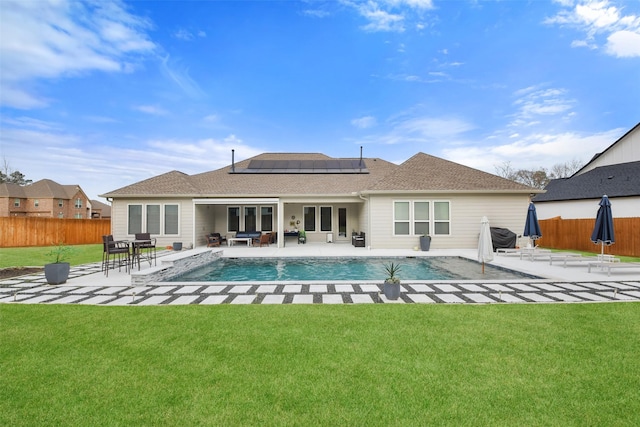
[433, 201, 450, 235]
[244, 206, 257, 232]
[146, 205, 161, 235]
[75, 198, 82, 208]
[128, 204, 143, 235]
[74, 213, 83, 219]
[228, 207, 240, 232]
[14, 198, 20, 207]
[34, 199, 39, 207]
[393, 200, 450, 236]
[164, 204, 179, 235]
[320, 206, 332, 232]
[58, 199, 64, 207]
[303, 206, 316, 232]
[261, 206, 273, 232]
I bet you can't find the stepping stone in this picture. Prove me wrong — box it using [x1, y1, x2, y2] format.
[322, 294, 344, 304]
[359, 284, 380, 292]
[545, 292, 583, 302]
[98, 286, 131, 294]
[77, 295, 115, 305]
[47, 295, 86, 304]
[434, 284, 458, 292]
[169, 295, 199, 305]
[228, 285, 252, 294]
[554, 283, 590, 291]
[146, 286, 176, 294]
[406, 294, 435, 303]
[261, 295, 286, 304]
[607, 282, 639, 290]
[518, 293, 554, 302]
[491, 293, 525, 303]
[309, 284, 327, 293]
[530, 283, 565, 291]
[202, 286, 226, 294]
[200, 295, 228, 304]
[571, 292, 610, 302]
[597, 291, 637, 301]
[435, 294, 465, 303]
[576, 283, 613, 291]
[137, 295, 173, 305]
[43, 286, 78, 294]
[460, 284, 486, 292]
[69, 287, 104, 294]
[484, 284, 513, 292]
[292, 294, 314, 304]
[230, 295, 256, 304]
[508, 284, 539, 292]
[409, 284, 433, 292]
[464, 293, 495, 303]
[335, 284, 354, 293]
[256, 285, 277, 293]
[18, 294, 60, 304]
[105, 296, 144, 305]
[350, 294, 374, 304]
[174, 286, 201, 294]
[282, 285, 302, 293]
[621, 291, 640, 298]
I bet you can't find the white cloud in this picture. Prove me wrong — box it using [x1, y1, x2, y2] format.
[545, 0, 640, 57]
[174, 29, 194, 41]
[351, 116, 377, 129]
[343, 0, 434, 33]
[133, 105, 169, 116]
[0, 0, 157, 109]
[510, 85, 575, 127]
[443, 128, 624, 174]
[160, 55, 205, 99]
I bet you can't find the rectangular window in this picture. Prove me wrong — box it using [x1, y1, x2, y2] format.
[304, 206, 316, 232]
[75, 198, 82, 208]
[228, 207, 240, 232]
[393, 201, 410, 235]
[146, 205, 161, 235]
[434, 201, 450, 235]
[128, 205, 142, 235]
[58, 199, 64, 207]
[14, 199, 20, 207]
[414, 201, 429, 235]
[74, 213, 83, 219]
[164, 204, 179, 235]
[320, 206, 332, 232]
[34, 199, 39, 207]
[261, 206, 273, 232]
[244, 206, 257, 232]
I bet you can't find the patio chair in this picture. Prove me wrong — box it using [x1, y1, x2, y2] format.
[102, 235, 130, 277]
[206, 234, 221, 247]
[134, 232, 157, 268]
[255, 233, 271, 247]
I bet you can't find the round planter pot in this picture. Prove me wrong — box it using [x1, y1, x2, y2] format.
[383, 281, 401, 300]
[44, 262, 70, 285]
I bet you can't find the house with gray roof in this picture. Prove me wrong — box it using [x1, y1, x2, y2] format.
[534, 122, 640, 220]
[0, 179, 92, 219]
[101, 152, 540, 249]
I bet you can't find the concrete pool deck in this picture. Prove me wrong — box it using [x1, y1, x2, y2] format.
[1, 243, 639, 305]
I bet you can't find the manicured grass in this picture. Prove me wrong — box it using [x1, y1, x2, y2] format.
[2, 304, 639, 426]
[0, 244, 103, 268]
[548, 248, 640, 263]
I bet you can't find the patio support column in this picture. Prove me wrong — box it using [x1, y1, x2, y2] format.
[277, 199, 285, 248]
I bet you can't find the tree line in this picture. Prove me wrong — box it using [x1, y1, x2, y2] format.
[494, 159, 583, 189]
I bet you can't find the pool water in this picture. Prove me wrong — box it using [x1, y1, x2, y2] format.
[169, 257, 537, 282]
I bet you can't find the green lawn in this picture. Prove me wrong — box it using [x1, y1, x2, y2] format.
[2, 304, 639, 426]
[0, 244, 103, 268]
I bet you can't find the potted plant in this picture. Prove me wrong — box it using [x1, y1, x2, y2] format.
[419, 234, 431, 251]
[44, 243, 73, 285]
[383, 262, 402, 300]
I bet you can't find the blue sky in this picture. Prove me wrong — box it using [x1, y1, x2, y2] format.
[1, 0, 639, 201]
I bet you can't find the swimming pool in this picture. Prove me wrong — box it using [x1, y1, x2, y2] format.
[168, 257, 538, 282]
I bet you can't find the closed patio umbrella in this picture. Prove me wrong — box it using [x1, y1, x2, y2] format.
[523, 202, 542, 247]
[478, 216, 494, 274]
[591, 195, 615, 256]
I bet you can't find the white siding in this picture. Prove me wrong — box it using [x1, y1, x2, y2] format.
[579, 126, 640, 174]
[369, 193, 531, 249]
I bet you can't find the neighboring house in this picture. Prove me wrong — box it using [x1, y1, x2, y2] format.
[534, 122, 640, 219]
[90, 199, 112, 219]
[0, 179, 92, 219]
[101, 152, 540, 249]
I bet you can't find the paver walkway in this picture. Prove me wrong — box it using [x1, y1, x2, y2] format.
[2, 263, 639, 305]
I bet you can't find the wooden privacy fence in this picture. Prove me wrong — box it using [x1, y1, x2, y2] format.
[0, 217, 111, 247]
[538, 217, 640, 257]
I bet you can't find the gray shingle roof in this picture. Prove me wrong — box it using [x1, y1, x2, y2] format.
[534, 161, 640, 202]
[101, 152, 538, 198]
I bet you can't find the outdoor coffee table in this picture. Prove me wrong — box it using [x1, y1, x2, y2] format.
[228, 237, 252, 247]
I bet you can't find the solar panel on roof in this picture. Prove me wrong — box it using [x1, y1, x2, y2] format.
[234, 159, 368, 174]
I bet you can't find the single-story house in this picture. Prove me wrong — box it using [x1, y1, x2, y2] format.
[100, 152, 541, 249]
[534, 122, 640, 219]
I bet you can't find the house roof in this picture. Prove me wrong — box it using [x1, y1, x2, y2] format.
[90, 199, 112, 216]
[101, 151, 539, 198]
[0, 182, 27, 198]
[533, 160, 640, 202]
[0, 179, 83, 199]
[366, 152, 537, 193]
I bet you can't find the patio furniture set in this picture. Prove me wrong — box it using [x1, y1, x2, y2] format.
[101, 233, 157, 276]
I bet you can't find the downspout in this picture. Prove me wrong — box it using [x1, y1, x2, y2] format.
[358, 192, 371, 249]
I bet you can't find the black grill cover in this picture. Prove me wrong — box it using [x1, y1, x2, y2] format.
[490, 227, 517, 251]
